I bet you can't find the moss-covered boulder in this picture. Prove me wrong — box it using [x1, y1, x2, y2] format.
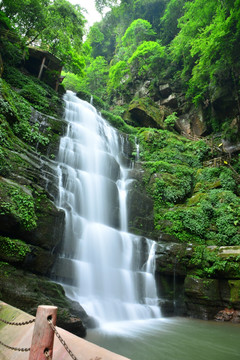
[127, 98, 170, 128]
[0, 177, 64, 252]
[0, 262, 91, 336]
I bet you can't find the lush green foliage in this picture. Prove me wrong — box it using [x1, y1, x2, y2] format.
[95, 0, 119, 14]
[82, 0, 240, 132]
[120, 19, 156, 54]
[136, 127, 240, 246]
[128, 41, 166, 78]
[0, 182, 37, 231]
[0, 76, 56, 148]
[108, 61, 129, 90]
[101, 110, 136, 133]
[189, 245, 240, 278]
[0, 236, 30, 262]
[0, 0, 86, 74]
[164, 112, 178, 129]
[169, 0, 240, 105]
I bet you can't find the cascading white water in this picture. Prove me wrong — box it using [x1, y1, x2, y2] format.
[53, 91, 160, 324]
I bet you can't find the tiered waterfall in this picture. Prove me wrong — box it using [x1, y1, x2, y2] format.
[53, 91, 160, 324]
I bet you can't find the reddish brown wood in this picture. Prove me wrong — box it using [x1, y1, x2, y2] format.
[28, 305, 57, 360]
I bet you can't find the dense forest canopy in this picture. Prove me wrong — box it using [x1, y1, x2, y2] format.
[0, 0, 86, 74]
[1, 0, 240, 107]
[58, 0, 240, 136]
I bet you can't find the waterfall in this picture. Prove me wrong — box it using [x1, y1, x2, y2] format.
[53, 91, 160, 324]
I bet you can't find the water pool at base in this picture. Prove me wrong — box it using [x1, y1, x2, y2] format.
[86, 317, 240, 360]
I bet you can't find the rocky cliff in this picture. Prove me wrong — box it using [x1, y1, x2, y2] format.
[0, 68, 91, 336]
[1, 62, 240, 329]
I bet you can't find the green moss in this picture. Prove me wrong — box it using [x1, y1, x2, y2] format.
[187, 192, 207, 206]
[0, 302, 20, 331]
[128, 97, 168, 128]
[228, 280, 240, 303]
[136, 127, 240, 245]
[101, 110, 137, 134]
[3, 66, 63, 116]
[0, 236, 30, 263]
[0, 180, 37, 231]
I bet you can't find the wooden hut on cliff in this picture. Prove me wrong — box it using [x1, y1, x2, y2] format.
[24, 47, 63, 91]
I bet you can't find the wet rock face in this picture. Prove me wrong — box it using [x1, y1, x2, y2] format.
[0, 263, 87, 337]
[126, 170, 155, 237]
[184, 276, 240, 322]
[0, 175, 65, 254]
[155, 243, 240, 320]
[184, 276, 224, 319]
[176, 106, 207, 137]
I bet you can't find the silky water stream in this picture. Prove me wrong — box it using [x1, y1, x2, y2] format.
[53, 91, 240, 360]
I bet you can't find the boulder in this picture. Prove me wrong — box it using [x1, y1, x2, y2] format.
[215, 308, 240, 323]
[0, 178, 65, 252]
[0, 263, 88, 336]
[128, 98, 166, 128]
[159, 83, 172, 98]
[0, 236, 55, 275]
[155, 242, 192, 277]
[222, 138, 240, 155]
[161, 94, 178, 109]
[210, 83, 238, 120]
[176, 106, 207, 137]
[136, 80, 151, 97]
[184, 276, 240, 320]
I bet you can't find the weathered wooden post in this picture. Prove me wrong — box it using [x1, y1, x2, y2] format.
[29, 305, 57, 360]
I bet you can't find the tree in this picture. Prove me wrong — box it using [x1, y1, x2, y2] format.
[128, 40, 166, 79]
[0, 0, 49, 44]
[160, 0, 187, 45]
[40, 0, 86, 74]
[95, 0, 119, 14]
[121, 18, 156, 49]
[169, 0, 240, 106]
[111, 18, 157, 66]
[108, 60, 129, 90]
[187, 0, 240, 106]
[1, 0, 86, 75]
[85, 56, 109, 99]
[169, 0, 218, 81]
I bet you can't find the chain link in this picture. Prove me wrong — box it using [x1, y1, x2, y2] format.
[44, 349, 53, 360]
[0, 317, 34, 352]
[48, 318, 79, 360]
[0, 340, 30, 352]
[0, 317, 35, 326]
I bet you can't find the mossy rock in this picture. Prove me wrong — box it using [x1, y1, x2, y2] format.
[0, 236, 30, 263]
[0, 263, 88, 336]
[128, 98, 169, 128]
[186, 192, 207, 206]
[229, 280, 240, 305]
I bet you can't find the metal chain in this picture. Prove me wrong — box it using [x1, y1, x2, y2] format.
[44, 349, 53, 360]
[0, 340, 30, 352]
[0, 317, 34, 352]
[48, 318, 79, 360]
[0, 317, 35, 326]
